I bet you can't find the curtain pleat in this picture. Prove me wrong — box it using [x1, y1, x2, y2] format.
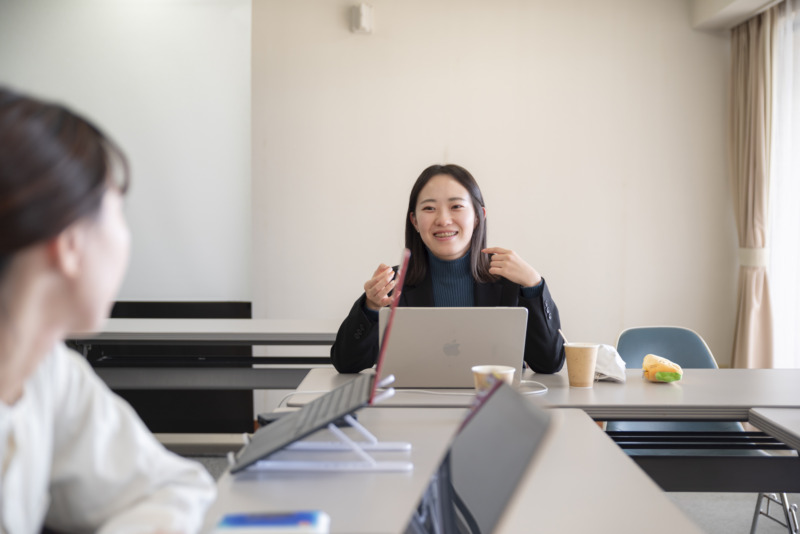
[729, 7, 779, 368]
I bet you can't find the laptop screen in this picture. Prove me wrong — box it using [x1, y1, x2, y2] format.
[404, 382, 551, 534]
[369, 248, 411, 404]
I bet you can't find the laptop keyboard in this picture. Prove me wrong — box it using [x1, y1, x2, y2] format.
[232, 373, 375, 473]
[294, 374, 372, 435]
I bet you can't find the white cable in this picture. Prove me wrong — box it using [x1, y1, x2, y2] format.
[519, 380, 548, 396]
[378, 382, 549, 397]
[278, 382, 548, 408]
[388, 389, 474, 397]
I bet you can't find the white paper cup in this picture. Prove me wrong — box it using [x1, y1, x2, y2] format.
[471, 365, 516, 393]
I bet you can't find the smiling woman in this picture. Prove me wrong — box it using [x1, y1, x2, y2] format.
[329, 163, 566, 375]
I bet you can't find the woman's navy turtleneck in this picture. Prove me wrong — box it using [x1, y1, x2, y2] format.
[428, 252, 473, 307]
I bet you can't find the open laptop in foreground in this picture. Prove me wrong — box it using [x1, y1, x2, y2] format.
[378, 307, 528, 388]
[404, 380, 552, 534]
[230, 249, 411, 474]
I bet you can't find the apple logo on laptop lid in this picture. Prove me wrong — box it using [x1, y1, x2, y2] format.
[443, 339, 460, 357]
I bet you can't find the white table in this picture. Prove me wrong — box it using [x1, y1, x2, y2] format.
[286, 368, 800, 493]
[749, 408, 800, 452]
[290, 367, 800, 421]
[203, 408, 702, 534]
[67, 319, 340, 437]
[70, 318, 339, 346]
[68, 319, 340, 391]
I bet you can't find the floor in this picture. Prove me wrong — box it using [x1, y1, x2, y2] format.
[670, 492, 799, 534]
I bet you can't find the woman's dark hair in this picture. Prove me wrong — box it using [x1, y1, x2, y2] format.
[0, 87, 129, 278]
[404, 164, 494, 285]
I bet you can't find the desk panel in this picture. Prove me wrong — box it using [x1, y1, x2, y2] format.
[291, 368, 800, 421]
[750, 408, 800, 452]
[69, 319, 339, 432]
[287, 369, 800, 494]
[71, 319, 339, 391]
[203, 407, 465, 534]
[498, 410, 702, 533]
[95, 367, 310, 390]
[70, 318, 339, 345]
[203, 408, 701, 533]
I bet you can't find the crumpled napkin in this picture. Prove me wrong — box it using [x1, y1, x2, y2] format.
[594, 344, 626, 383]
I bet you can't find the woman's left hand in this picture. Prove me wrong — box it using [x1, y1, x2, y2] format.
[482, 247, 543, 288]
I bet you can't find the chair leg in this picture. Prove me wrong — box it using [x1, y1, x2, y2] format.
[751, 493, 765, 534]
[751, 493, 799, 534]
[780, 493, 799, 534]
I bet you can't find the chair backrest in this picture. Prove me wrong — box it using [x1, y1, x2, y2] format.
[615, 326, 718, 370]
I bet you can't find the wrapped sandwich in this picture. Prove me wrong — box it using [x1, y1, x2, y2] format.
[642, 354, 683, 383]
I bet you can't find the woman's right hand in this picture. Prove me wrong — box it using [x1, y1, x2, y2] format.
[364, 264, 396, 311]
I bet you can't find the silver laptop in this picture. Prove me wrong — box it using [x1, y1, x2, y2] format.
[404, 381, 551, 533]
[378, 307, 528, 388]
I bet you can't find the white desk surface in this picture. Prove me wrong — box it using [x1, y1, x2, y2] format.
[203, 408, 701, 534]
[203, 407, 463, 534]
[290, 367, 800, 420]
[69, 318, 339, 344]
[496, 409, 701, 534]
[749, 408, 800, 452]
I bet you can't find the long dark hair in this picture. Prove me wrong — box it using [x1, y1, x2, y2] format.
[0, 87, 129, 279]
[404, 164, 494, 285]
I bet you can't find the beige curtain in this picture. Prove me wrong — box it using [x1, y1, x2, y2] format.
[729, 6, 780, 368]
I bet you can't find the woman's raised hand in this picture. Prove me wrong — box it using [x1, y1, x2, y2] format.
[482, 247, 542, 288]
[364, 264, 396, 311]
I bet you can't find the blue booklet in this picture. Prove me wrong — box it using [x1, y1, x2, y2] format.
[212, 511, 331, 533]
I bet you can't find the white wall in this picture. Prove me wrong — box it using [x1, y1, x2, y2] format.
[0, 0, 252, 301]
[0, 0, 740, 366]
[252, 0, 740, 365]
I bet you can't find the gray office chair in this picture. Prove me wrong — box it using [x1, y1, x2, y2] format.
[606, 326, 797, 534]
